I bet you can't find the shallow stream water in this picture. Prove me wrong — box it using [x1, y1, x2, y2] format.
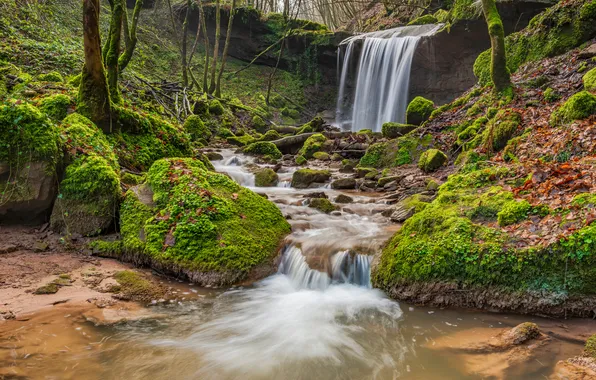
[0, 151, 590, 379]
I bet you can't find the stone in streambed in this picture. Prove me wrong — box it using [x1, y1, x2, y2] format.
[331, 178, 356, 190]
[308, 198, 336, 214]
[254, 168, 279, 187]
[291, 169, 331, 189]
[335, 194, 353, 204]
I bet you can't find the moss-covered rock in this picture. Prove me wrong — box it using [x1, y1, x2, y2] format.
[295, 155, 307, 165]
[295, 117, 325, 135]
[485, 109, 522, 151]
[543, 87, 561, 102]
[50, 155, 120, 236]
[585, 334, 596, 358]
[111, 270, 164, 302]
[417, 149, 447, 172]
[254, 168, 279, 187]
[38, 71, 64, 83]
[209, 99, 224, 115]
[184, 115, 211, 141]
[243, 141, 282, 160]
[312, 151, 330, 161]
[251, 115, 267, 133]
[260, 129, 280, 141]
[37, 94, 72, 121]
[218, 128, 235, 138]
[406, 96, 435, 126]
[382, 122, 417, 139]
[584, 68, 596, 92]
[504, 322, 541, 345]
[0, 102, 61, 222]
[227, 135, 256, 146]
[119, 158, 290, 286]
[291, 168, 331, 188]
[298, 133, 326, 159]
[497, 199, 532, 226]
[407, 14, 438, 26]
[331, 177, 356, 189]
[308, 198, 336, 213]
[550, 91, 596, 125]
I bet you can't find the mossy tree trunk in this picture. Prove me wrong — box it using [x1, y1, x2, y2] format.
[215, 0, 236, 98]
[119, 0, 144, 72]
[80, 0, 112, 132]
[481, 0, 511, 92]
[105, 0, 124, 104]
[207, 0, 221, 94]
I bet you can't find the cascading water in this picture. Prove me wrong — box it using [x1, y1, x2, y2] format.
[336, 24, 442, 132]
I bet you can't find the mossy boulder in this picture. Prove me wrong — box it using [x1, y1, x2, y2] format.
[37, 94, 72, 121]
[298, 133, 326, 159]
[260, 129, 280, 141]
[111, 270, 165, 302]
[381, 122, 417, 138]
[209, 99, 224, 115]
[291, 168, 331, 189]
[497, 199, 532, 226]
[407, 14, 438, 26]
[254, 168, 279, 187]
[119, 158, 290, 286]
[184, 115, 211, 141]
[218, 128, 235, 138]
[543, 87, 561, 103]
[38, 71, 64, 83]
[406, 96, 435, 126]
[295, 155, 307, 165]
[60, 113, 119, 168]
[312, 151, 330, 161]
[485, 109, 522, 151]
[243, 141, 282, 160]
[550, 91, 596, 125]
[584, 68, 596, 92]
[0, 102, 61, 223]
[331, 177, 356, 190]
[585, 334, 596, 358]
[251, 115, 267, 133]
[335, 194, 353, 203]
[308, 198, 336, 213]
[296, 117, 325, 135]
[50, 155, 120, 236]
[227, 135, 256, 146]
[417, 149, 447, 172]
[504, 322, 540, 345]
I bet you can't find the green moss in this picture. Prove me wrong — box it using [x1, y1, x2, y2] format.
[120, 158, 290, 280]
[457, 117, 487, 147]
[295, 155, 307, 165]
[88, 239, 124, 258]
[281, 107, 300, 119]
[550, 91, 596, 125]
[260, 129, 280, 141]
[583, 68, 596, 92]
[34, 283, 59, 294]
[251, 115, 267, 133]
[543, 87, 561, 102]
[38, 71, 63, 83]
[227, 135, 255, 146]
[360, 142, 388, 168]
[269, 94, 285, 108]
[308, 198, 336, 213]
[218, 127, 234, 138]
[120, 186, 155, 253]
[406, 96, 435, 125]
[209, 99, 224, 115]
[312, 151, 330, 160]
[497, 199, 532, 226]
[360, 133, 433, 168]
[60, 113, 118, 169]
[243, 141, 282, 160]
[0, 101, 60, 167]
[291, 168, 331, 188]
[473, 50, 491, 87]
[121, 172, 146, 186]
[37, 94, 71, 121]
[585, 335, 596, 358]
[112, 270, 164, 302]
[484, 109, 522, 151]
[254, 168, 279, 187]
[184, 115, 211, 141]
[407, 14, 438, 26]
[418, 149, 447, 172]
[298, 133, 326, 159]
[295, 117, 324, 135]
[381, 122, 416, 138]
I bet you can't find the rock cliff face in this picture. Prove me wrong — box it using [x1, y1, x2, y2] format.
[409, 1, 553, 105]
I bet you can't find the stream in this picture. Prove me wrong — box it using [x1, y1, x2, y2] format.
[0, 150, 589, 379]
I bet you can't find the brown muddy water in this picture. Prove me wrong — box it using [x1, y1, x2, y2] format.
[1, 151, 592, 380]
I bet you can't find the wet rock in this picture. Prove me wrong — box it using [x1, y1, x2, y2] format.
[308, 198, 336, 214]
[339, 162, 356, 173]
[331, 178, 357, 190]
[503, 322, 540, 345]
[378, 176, 404, 188]
[356, 167, 375, 178]
[383, 181, 399, 191]
[330, 211, 342, 217]
[291, 169, 331, 189]
[390, 205, 415, 223]
[254, 168, 279, 187]
[578, 43, 596, 59]
[204, 151, 224, 161]
[359, 181, 377, 192]
[334, 194, 353, 203]
[303, 192, 327, 199]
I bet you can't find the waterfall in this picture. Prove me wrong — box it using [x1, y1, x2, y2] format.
[336, 24, 442, 132]
[278, 246, 373, 289]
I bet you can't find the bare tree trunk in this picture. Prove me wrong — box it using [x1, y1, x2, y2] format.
[79, 0, 112, 132]
[200, 0, 210, 92]
[105, 0, 124, 104]
[215, 0, 236, 98]
[208, 0, 221, 94]
[119, 0, 144, 72]
[481, 0, 511, 92]
[181, 0, 191, 87]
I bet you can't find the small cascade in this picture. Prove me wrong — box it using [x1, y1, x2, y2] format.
[336, 24, 442, 132]
[278, 246, 373, 289]
[212, 154, 255, 187]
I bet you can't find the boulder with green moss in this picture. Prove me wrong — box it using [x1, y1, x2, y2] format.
[184, 115, 211, 141]
[381, 122, 417, 138]
[38, 71, 64, 83]
[586, 335, 596, 358]
[298, 133, 326, 159]
[0, 102, 61, 223]
[406, 96, 435, 126]
[37, 93, 72, 121]
[295, 117, 325, 135]
[243, 141, 282, 160]
[312, 151, 330, 161]
[291, 168, 331, 188]
[260, 129, 280, 141]
[209, 99, 225, 115]
[417, 149, 447, 172]
[485, 109, 522, 151]
[251, 115, 267, 133]
[584, 68, 596, 92]
[497, 199, 531, 226]
[407, 14, 438, 26]
[227, 135, 255, 146]
[295, 155, 307, 165]
[308, 198, 336, 213]
[119, 158, 290, 286]
[550, 91, 596, 125]
[50, 155, 120, 236]
[254, 168, 279, 187]
[331, 177, 356, 190]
